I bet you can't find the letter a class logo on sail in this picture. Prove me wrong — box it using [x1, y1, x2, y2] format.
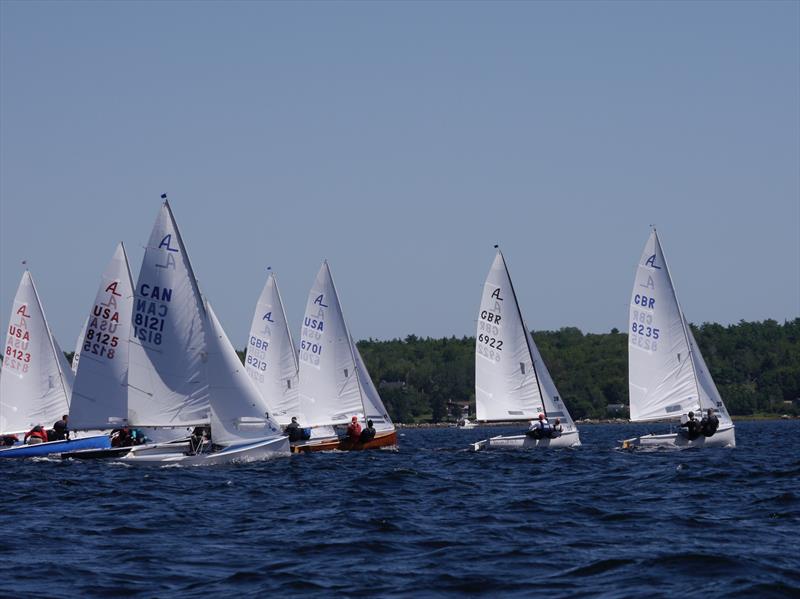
[645, 254, 662, 269]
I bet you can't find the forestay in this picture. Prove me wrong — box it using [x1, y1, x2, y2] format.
[205, 302, 282, 446]
[127, 200, 210, 427]
[628, 231, 700, 422]
[70, 243, 134, 430]
[475, 251, 544, 421]
[1, 271, 73, 434]
[245, 272, 300, 425]
[298, 262, 363, 427]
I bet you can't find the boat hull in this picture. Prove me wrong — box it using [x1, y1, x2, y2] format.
[621, 423, 736, 449]
[0, 434, 110, 459]
[119, 435, 290, 465]
[472, 430, 581, 451]
[291, 430, 398, 453]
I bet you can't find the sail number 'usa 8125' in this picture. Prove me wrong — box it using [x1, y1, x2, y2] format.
[84, 281, 123, 359]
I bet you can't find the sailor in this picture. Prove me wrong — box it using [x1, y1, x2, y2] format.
[527, 413, 551, 439]
[700, 408, 719, 437]
[24, 425, 48, 445]
[110, 427, 133, 448]
[188, 426, 209, 455]
[346, 416, 362, 440]
[52, 415, 70, 441]
[359, 419, 376, 443]
[1, 434, 19, 447]
[680, 411, 701, 440]
[551, 418, 563, 438]
[284, 417, 303, 442]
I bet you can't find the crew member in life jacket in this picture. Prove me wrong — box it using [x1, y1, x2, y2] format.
[527, 414, 552, 439]
[680, 412, 701, 440]
[346, 416, 362, 441]
[110, 427, 133, 448]
[52, 415, 70, 441]
[359, 419, 376, 443]
[24, 425, 48, 445]
[1, 434, 19, 447]
[700, 408, 719, 437]
[551, 418, 563, 438]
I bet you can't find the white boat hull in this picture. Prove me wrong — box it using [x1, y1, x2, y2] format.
[119, 435, 290, 465]
[472, 429, 581, 451]
[621, 423, 736, 449]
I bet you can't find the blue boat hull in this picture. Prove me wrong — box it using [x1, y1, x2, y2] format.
[0, 435, 110, 458]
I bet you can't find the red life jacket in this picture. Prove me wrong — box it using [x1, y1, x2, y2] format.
[25, 428, 49, 443]
[347, 422, 362, 439]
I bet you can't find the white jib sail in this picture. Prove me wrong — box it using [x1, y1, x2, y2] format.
[205, 301, 282, 446]
[298, 261, 363, 427]
[475, 251, 544, 421]
[629, 230, 700, 422]
[526, 330, 578, 432]
[1, 271, 73, 434]
[70, 243, 134, 430]
[245, 272, 300, 426]
[353, 344, 395, 433]
[686, 326, 732, 424]
[127, 200, 210, 427]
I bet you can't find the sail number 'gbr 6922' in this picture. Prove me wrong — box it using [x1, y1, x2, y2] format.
[477, 308, 503, 362]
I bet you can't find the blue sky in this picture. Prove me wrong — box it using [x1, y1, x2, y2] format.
[1, 1, 798, 347]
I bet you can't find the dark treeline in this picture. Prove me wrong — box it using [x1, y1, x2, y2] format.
[61, 319, 799, 423]
[356, 319, 800, 422]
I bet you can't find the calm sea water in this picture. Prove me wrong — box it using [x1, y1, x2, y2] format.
[1, 420, 798, 598]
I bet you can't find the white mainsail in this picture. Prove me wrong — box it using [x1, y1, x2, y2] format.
[205, 301, 283, 446]
[70, 243, 134, 430]
[0, 271, 73, 434]
[244, 272, 300, 425]
[476, 251, 543, 421]
[297, 261, 364, 427]
[629, 230, 719, 422]
[127, 200, 210, 427]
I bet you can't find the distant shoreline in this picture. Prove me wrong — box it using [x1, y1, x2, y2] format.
[395, 415, 798, 428]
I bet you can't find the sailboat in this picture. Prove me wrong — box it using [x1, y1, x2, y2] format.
[292, 261, 397, 452]
[0, 270, 109, 458]
[472, 248, 580, 450]
[68, 199, 289, 464]
[621, 230, 735, 449]
[68, 243, 135, 433]
[244, 270, 301, 426]
[122, 300, 289, 464]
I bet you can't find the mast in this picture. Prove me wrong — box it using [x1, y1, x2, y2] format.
[163, 197, 207, 318]
[273, 271, 299, 374]
[28, 271, 71, 408]
[497, 248, 547, 418]
[652, 230, 703, 410]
